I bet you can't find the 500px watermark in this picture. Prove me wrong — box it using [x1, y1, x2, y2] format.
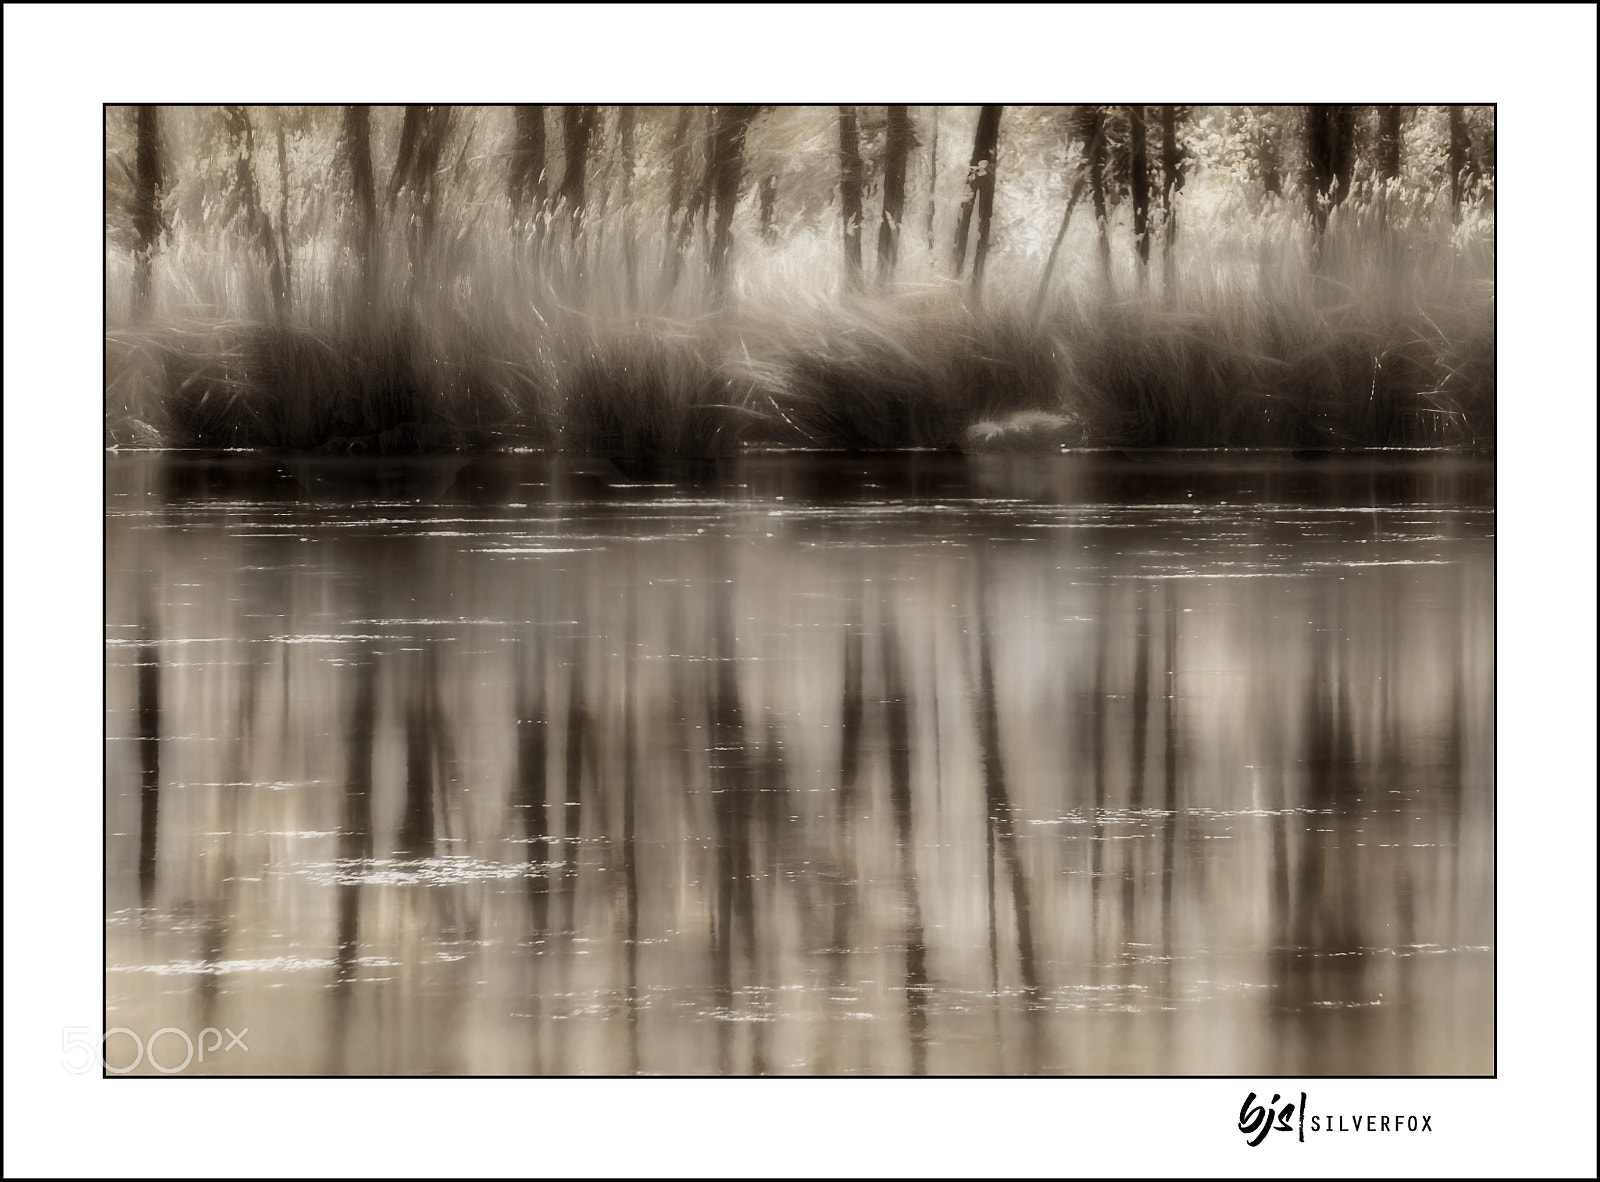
[63, 1026, 248, 1074]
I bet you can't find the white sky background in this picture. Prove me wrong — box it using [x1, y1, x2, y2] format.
[4, 3, 1596, 1178]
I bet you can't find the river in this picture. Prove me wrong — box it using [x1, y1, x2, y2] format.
[104, 450, 1493, 1075]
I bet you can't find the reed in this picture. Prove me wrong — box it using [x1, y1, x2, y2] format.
[105, 168, 1493, 455]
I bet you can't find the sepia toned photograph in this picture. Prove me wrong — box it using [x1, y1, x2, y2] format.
[2, 3, 1594, 1176]
[101, 97, 1496, 1080]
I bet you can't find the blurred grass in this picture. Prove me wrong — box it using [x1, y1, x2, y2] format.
[105, 181, 1493, 455]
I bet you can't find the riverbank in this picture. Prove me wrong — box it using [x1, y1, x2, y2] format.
[105, 282, 1494, 456]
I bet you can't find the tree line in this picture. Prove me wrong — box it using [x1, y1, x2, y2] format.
[113, 104, 1493, 322]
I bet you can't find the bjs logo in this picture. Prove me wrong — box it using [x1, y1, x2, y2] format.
[1238, 1091, 1305, 1146]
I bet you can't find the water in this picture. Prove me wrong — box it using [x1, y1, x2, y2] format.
[104, 450, 1494, 1075]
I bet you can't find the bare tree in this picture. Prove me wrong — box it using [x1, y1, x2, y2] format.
[1086, 106, 1112, 285]
[509, 104, 548, 232]
[969, 105, 1003, 305]
[339, 105, 379, 309]
[618, 105, 637, 298]
[560, 105, 598, 234]
[838, 105, 865, 286]
[275, 113, 293, 311]
[1305, 103, 1356, 231]
[1377, 105, 1402, 182]
[1254, 106, 1284, 197]
[1032, 120, 1101, 319]
[877, 105, 913, 280]
[661, 106, 699, 295]
[951, 105, 1002, 286]
[1448, 105, 1476, 221]
[1129, 104, 1150, 285]
[388, 105, 454, 278]
[709, 105, 757, 291]
[131, 106, 164, 321]
[222, 106, 287, 318]
[925, 105, 939, 252]
[1160, 105, 1184, 289]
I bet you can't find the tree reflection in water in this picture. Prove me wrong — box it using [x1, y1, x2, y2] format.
[105, 451, 1494, 1075]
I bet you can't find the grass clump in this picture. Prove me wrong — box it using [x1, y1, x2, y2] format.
[550, 321, 751, 458]
[733, 291, 1067, 450]
[105, 165, 1493, 456]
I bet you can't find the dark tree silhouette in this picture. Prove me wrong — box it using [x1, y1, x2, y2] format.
[877, 105, 913, 279]
[1377, 105, 1402, 182]
[560, 105, 598, 233]
[1032, 121, 1096, 319]
[838, 105, 865, 286]
[661, 106, 699, 294]
[388, 105, 454, 282]
[131, 106, 164, 321]
[1160, 105, 1185, 290]
[1255, 106, 1283, 196]
[274, 113, 293, 311]
[1085, 106, 1112, 284]
[709, 105, 757, 291]
[618, 105, 637, 295]
[509, 104, 548, 230]
[951, 104, 1002, 289]
[339, 105, 379, 307]
[1448, 105, 1475, 221]
[1305, 103, 1357, 231]
[1129, 104, 1150, 282]
[221, 106, 287, 317]
[925, 105, 939, 251]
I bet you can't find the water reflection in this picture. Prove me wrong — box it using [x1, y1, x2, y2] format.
[105, 451, 1494, 1075]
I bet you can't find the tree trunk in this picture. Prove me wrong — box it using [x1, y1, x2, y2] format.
[969, 105, 1002, 306]
[1377, 105, 1402, 182]
[1448, 105, 1473, 221]
[275, 114, 293, 312]
[1031, 166, 1090, 320]
[618, 105, 637, 298]
[925, 106, 938, 253]
[1160, 105, 1183, 289]
[388, 105, 452, 280]
[1086, 106, 1111, 285]
[341, 105, 379, 309]
[223, 107, 286, 318]
[1033, 118, 1105, 317]
[661, 106, 697, 296]
[1305, 103, 1356, 231]
[386, 105, 422, 208]
[838, 106, 865, 286]
[509, 104, 548, 231]
[665, 106, 693, 236]
[951, 104, 1002, 284]
[1258, 109, 1282, 196]
[709, 105, 756, 291]
[132, 105, 163, 322]
[561, 104, 597, 235]
[1129, 104, 1150, 283]
[877, 105, 912, 279]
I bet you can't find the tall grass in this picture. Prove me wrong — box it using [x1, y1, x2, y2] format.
[106, 175, 1493, 455]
